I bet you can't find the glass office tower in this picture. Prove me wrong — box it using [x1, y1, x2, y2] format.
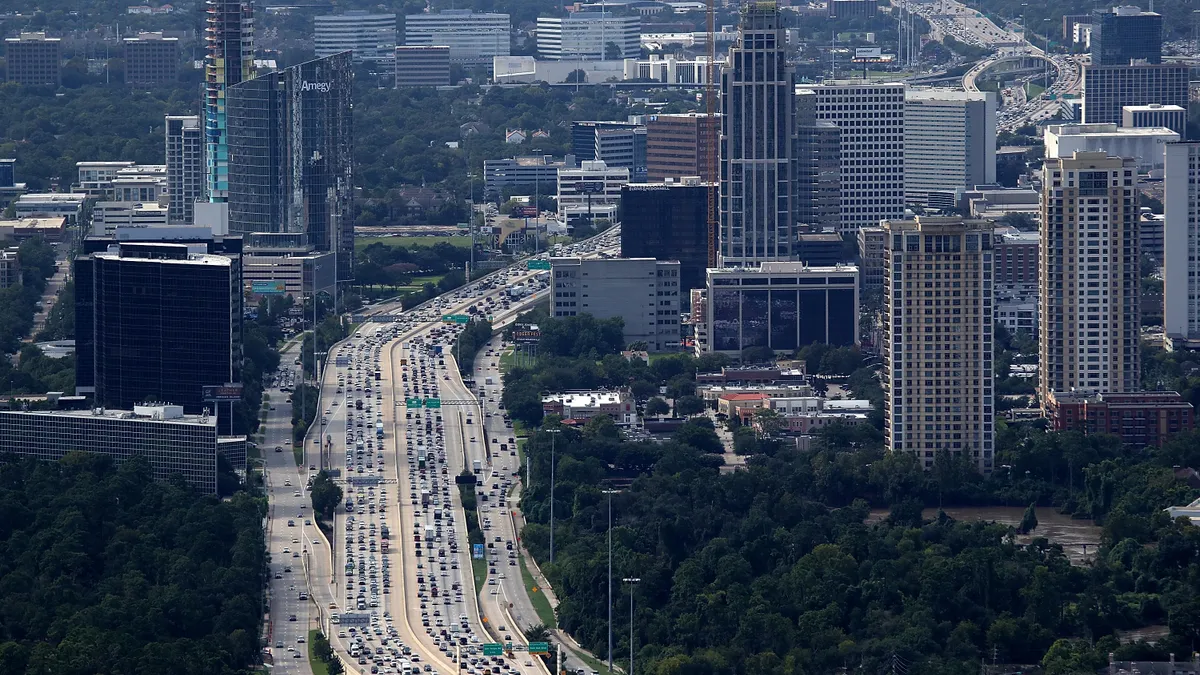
[227, 51, 354, 280]
[75, 242, 242, 427]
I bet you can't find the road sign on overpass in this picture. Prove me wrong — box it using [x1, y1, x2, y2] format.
[424, 398, 442, 408]
[528, 642, 549, 654]
[442, 314, 470, 324]
[405, 397, 422, 407]
[483, 644, 503, 656]
[526, 260, 551, 271]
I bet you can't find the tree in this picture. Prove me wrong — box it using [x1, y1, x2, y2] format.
[525, 624, 551, 644]
[674, 418, 723, 454]
[1018, 503, 1039, 534]
[740, 345, 775, 364]
[604, 41, 623, 60]
[310, 470, 344, 521]
[674, 395, 705, 417]
[645, 397, 670, 417]
[752, 408, 785, 437]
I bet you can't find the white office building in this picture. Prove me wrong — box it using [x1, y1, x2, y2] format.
[801, 81, 906, 235]
[549, 256, 680, 351]
[314, 11, 397, 64]
[556, 160, 628, 222]
[92, 201, 170, 236]
[1044, 123, 1178, 174]
[1165, 142, 1200, 341]
[536, 13, 641, 61]
[404, 10, 510, 68]
[904, 88, 996, 208]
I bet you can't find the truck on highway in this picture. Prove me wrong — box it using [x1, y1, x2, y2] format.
[472, 459, 482, 474]
[376, 421, 384, 438]
[421, 489, 431, 506]
[507, 284, 529, 299]
[425, 525, 435, 542]
[485, 376, 495, 386]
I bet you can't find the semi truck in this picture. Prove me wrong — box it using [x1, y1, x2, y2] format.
[376, 422, 384, 438]
[421, 489, 431, 506]
[425, 525, 435, 542]
[472, 459, 482, 474]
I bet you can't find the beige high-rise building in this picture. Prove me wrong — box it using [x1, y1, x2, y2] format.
[882, 216, 995, 473]
[1039, 151, 1141, 405]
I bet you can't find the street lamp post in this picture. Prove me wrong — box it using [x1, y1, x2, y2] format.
[602, 488, 621, 675]
[623, 577, 641, 675]
[548, 428, 562, 564]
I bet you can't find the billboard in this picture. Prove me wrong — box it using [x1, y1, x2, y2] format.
[251, 280, 287, 295]
[202, 383, 244, 401]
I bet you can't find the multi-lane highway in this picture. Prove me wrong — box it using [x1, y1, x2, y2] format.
[297, 230, 619, 675]
[263, 341, 317, 673]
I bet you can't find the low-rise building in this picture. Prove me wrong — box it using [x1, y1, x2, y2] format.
[0, 216, 69, 242]
[395, 46, 451, 87]
[0, 404, 244, 494]
[696, 366, 806, 386]
[1046, 390, 1194, 448]
[0, 248, 20, 288]
[5, 33, 61, 86]
[13, 193, 86, 226]
[702, 263, 859, 355]
[1044, 123, 1178, 174]
[91, 201, 170, 236]
[542, 390, 637, 425]
[124, 32, 179, 85]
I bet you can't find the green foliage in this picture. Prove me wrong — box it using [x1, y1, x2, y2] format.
[795, 343, 864, 376]
[0, 453, 266, 675]
[453, 319, 494, 375]
[0, 344, 75, 394]
[538, 314, 626, 359]
[523, 419, 1200, 675]
[645, 397, 670, 417]
[0, 84, 198, 191]
[310, 471, 343, 523]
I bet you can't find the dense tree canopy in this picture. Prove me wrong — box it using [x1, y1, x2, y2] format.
[520, 420, 1200, 675]
[0, 453, 267, 675]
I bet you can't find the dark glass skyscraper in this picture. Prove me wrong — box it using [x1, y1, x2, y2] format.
[718, 2, 796, 265]
[619, 181, 712, 294]
[227, 51, 354, 280]
[1091, 6, 1162, 66]
[75, 242, 243, 430]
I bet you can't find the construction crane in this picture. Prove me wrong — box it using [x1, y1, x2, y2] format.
[705, 0, 718, 268]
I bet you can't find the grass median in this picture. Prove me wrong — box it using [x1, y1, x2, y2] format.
[518, 553, 556, 628]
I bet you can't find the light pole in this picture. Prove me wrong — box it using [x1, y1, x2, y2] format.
[623, 577, 641, 675]
[602, 488, 621, 675]
[548, 427, 562, 564]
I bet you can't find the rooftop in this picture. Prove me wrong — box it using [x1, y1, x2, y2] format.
[1, 404, 216, 426]
[543, 391, 630, 407]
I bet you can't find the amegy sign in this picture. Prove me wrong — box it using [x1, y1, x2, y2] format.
[301, 81, 331, 93]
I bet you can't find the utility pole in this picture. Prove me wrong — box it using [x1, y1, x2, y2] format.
[548, 428, 561, 564]
[602, 488, 621, 675]
[623, 577, 641, 675]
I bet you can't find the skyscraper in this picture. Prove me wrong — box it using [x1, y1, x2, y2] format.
[619, 180, 713, 294]
[1090, 6, 1162, 66]
[226, 52, 354, 280]
[882, 216, 994, 473]
[1163, 142, 1200, 342]
[795, 89, 840, 230]
[314, 11, 396, 64]
[205, 0, 256, 203]
[75, 242, 242, 429]
[535, 14, 641, 61]
[1081, 63, 1189, 128]
[903, 88, 996, 208]
[166, 115, 204, 225]
[718, 2, 795, 265]
[645, 113, 717, 182]
[1039, 151, 1141, 404]
[802, 81, 906, 236]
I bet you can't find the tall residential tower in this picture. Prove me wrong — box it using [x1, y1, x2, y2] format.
[204, 0, 256, 203]
[882, 216, 994, 473]
[1039, 151, 1140, 403]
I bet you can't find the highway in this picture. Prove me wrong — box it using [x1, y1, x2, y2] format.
[907, 0, 1082, 131]
[300, 229, 619, 675]
[263, 341, 317, 673]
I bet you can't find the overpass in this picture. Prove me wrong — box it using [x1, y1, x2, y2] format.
[963, 52, 1058, 93]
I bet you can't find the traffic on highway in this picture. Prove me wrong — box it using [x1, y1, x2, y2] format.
[292, 228, 620, 675]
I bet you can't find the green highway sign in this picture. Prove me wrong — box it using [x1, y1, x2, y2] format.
[424, 398, 442, 409]
[505, 643, 514, 652]
[482, 644, 503, 656]
[405, 398, 422, 407]
[528, 642, 549, 654]
[526, 260, 551, 271]
[442, 314, 470, 324]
